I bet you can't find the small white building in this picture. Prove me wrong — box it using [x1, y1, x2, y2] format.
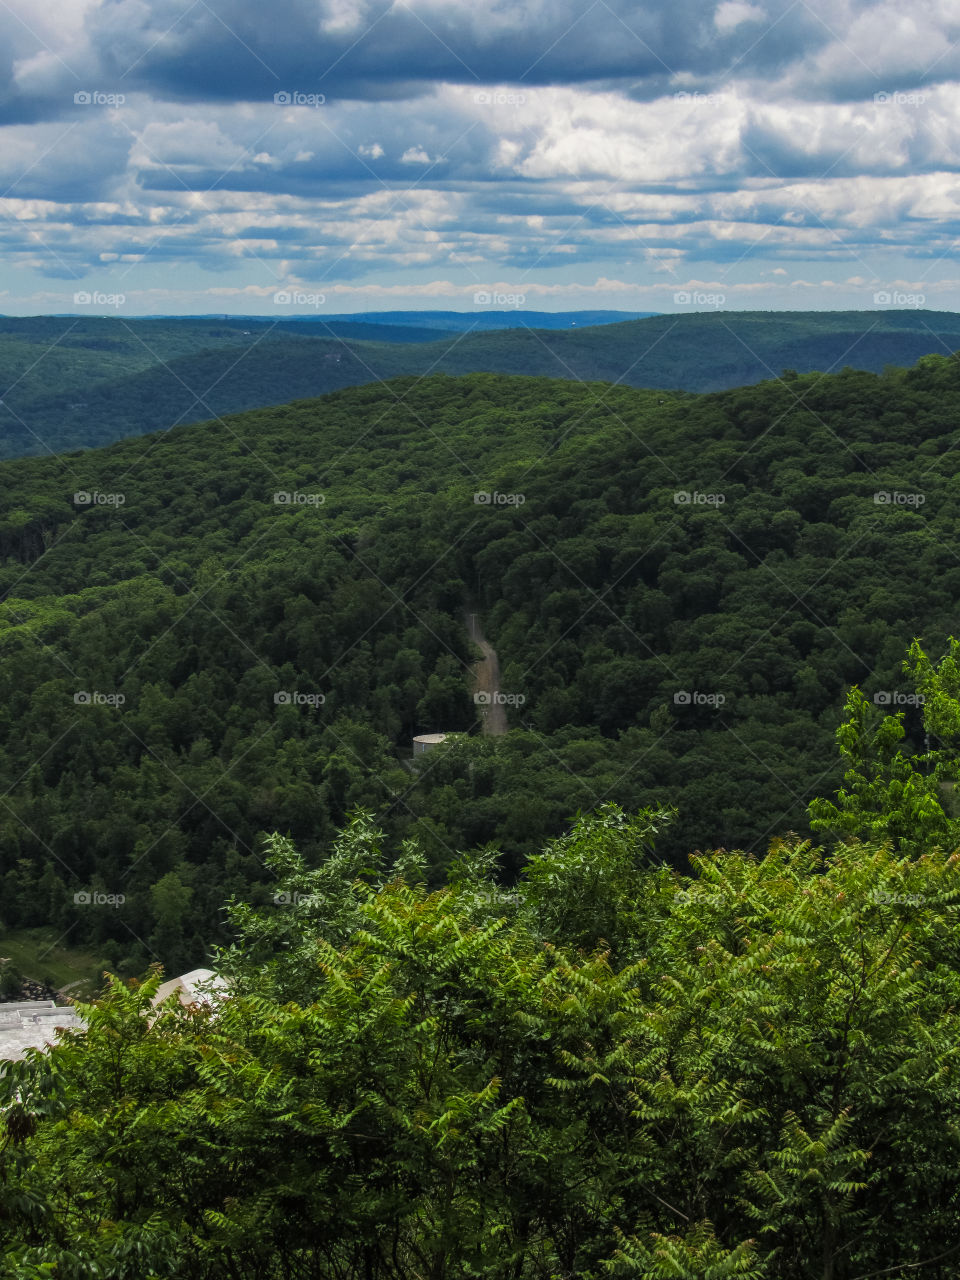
[0, 968, 229, 1060]
[152, 967, 228, 1009]
[0, 1001, 84, 1061]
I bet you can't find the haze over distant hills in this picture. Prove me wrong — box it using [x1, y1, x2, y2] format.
[1, 309, 959, 459]
[183, 310, 652, 331]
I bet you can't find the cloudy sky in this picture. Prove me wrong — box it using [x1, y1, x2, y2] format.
[2, 0, 960, 314]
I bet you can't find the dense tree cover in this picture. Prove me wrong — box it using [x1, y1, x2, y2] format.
[0, 318, 447, 459]
[3, 649, 960, 1277]
[0, 356, 958, 971]
[3, 310, 960, 458]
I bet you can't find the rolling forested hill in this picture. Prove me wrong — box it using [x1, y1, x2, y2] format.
[0, 353, 957, 974]
[2, 309, 960, 459]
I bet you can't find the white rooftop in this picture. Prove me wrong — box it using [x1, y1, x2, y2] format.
[0, 1001, 84, 1061]
[0, 968, 229, 1059]
[152, 967, 229, 1008]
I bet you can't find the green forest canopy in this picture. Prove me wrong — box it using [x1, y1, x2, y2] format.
[0, 355, 958, 974]
[3, 309, 960, 457]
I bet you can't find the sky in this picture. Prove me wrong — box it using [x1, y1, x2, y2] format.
[1, 0, 960, 314]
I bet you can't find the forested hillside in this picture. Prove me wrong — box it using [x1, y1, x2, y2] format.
[3, 310, 960, 458]
[0, 355, 957, 974]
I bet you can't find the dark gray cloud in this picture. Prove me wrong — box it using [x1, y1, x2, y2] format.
[0, 0, 906, 124]
[82, 0, 753, 100]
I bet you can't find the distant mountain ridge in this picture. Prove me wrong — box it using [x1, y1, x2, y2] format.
[294, 309, 654, 330]
[1, 309, 959, 458]
[95, 309, 652, 331]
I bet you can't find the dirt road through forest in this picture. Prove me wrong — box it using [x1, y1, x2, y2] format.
[465, 611, 508, 735]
